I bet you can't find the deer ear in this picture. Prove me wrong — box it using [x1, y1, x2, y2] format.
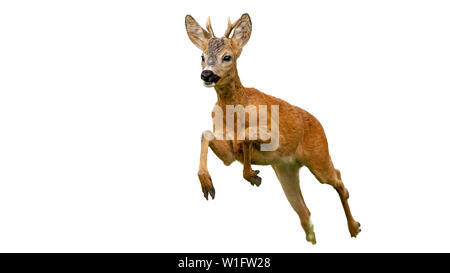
[185, 15, 211, 50]
[231, 13, 252, 50]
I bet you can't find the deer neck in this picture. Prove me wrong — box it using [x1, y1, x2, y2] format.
[214, 72, 248, 107]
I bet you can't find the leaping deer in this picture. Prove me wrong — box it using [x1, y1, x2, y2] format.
[185, 13, 361, 244]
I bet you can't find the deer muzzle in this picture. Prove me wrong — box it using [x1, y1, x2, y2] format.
[201, 70, 221, 87]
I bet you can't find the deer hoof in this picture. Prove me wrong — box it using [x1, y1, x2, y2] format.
[203, 186, 215, 200]
[306, 221, 317, 245]
[198, 170, 215, 200]
[306, 232, 317, 245]
[244, 170, 262, 186]
[349, 221, 361, 238]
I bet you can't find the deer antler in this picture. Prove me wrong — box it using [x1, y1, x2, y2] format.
[224, 17, 240, 38]
[206, 16, 215, 37]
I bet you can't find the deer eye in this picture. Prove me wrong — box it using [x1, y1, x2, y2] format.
[201, 55, 205, 62]
[223, 55, 232, 62]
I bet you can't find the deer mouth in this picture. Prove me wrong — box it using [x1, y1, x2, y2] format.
[201, 74, 221, 88]
[203, 81, 216, 87]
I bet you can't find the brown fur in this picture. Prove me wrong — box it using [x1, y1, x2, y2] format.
[186, 13, 360, 244]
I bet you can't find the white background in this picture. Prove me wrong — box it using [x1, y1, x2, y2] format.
[1, 0, 449, 252]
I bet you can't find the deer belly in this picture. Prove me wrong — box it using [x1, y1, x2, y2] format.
[232, 141, 273, 166]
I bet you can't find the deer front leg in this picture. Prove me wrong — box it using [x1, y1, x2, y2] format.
[243, 141, 262, 186]
[198, 130, 235, 200]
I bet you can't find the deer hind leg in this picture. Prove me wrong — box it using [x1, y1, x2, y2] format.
[306, 156, 361, 238]
[198, 130, 235, 200]
[273, 164, 316, 244]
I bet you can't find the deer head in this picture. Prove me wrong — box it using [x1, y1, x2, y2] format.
[185, 13, 252, 88]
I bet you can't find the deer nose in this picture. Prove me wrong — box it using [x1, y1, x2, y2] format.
[201, 70, 221, 84]
[201, 70, 214, 81]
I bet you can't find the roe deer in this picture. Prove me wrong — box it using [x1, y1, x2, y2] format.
[185, 13, 360, 244]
